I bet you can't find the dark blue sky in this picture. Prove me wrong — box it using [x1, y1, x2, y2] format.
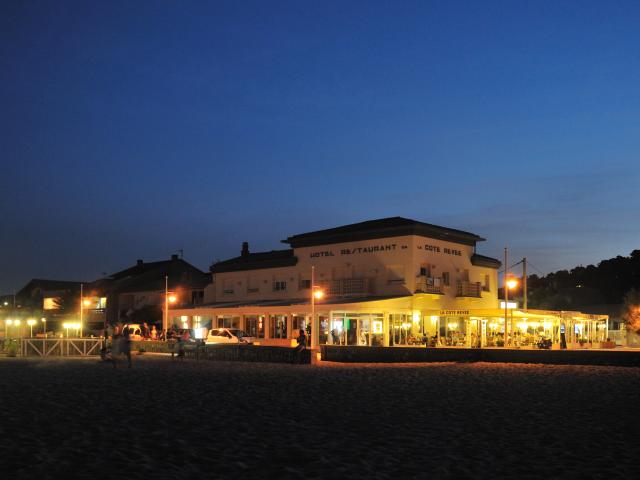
[1, 0, 639, 292]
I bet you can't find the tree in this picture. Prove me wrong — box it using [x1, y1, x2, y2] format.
[622, 287, 640, 334]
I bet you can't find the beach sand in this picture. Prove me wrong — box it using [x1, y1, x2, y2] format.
[0, 356, 638, 479]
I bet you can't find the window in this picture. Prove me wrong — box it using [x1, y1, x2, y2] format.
[273, 281, 287, 291]
[217, 316, 239, 328]
[191, 290, 204, 305]
[245, 315, 265, 338]
[299, 279, 311, 289]
[387, 265, 405, 284]
[419, 264, 430, 277]
[247, 278, 260, 293]
[483, 274, 491, 291]
[270, 315, 288, 338]
[222, 280, 234, 295]
[292, 315, 307, 332]
[442, 272, 450, 286]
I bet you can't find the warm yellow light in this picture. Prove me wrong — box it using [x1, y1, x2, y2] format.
[14, 319, 21, 326]
[41, 317, 46, 323]
[27, 319, 36, 326]
[313, 290, 324, 300]
[63, 322, 80, 330]
[6, 319, 13, 325]
[168, 295, 177, 303]
[447, 322, 458, 330]
[506, 278, 518, 290]
[83, 299, 91, 307]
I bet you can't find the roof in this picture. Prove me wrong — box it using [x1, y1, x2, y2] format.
[176, 295, 409, 309]
[210, 249, 297, 273]
[470, 253, 501, 269]
[283, 217, 485, 248]
[87, 257, 209, 295]
[17, 279, 84, 298]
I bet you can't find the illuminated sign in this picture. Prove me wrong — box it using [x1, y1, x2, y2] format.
[419, 244, 463, 256]
[309, 243, 403, 258]
[372, 320, 383, 334]
[440, 309, 469, 316]
[499, 302, 517, 309]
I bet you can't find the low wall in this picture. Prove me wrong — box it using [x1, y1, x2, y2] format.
[186, 344, 311, 364]
[321, 346, 640, 367]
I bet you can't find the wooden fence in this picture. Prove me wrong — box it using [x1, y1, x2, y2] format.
[19, 338, 104, 357]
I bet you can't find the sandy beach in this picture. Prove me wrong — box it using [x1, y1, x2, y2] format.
[1, 356, 638, 479]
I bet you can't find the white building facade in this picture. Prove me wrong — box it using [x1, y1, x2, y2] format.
[171, 217, 518, 347]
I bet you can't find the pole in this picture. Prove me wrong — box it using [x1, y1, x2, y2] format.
[504, 247, 508, 348]
[164, 275, 169, 334]
[80, 283, 84, 338]
[523, 257, 527, 310]
[311, 266, 317, 349]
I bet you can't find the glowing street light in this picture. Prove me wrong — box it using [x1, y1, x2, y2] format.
[503, 248, 521, 348]
[41, 317, 47, 338]
[310, 266, 325, 350]
[62, 322, 80, 339]
[27, 319, 36, 337]
[164, 276, 178, 334]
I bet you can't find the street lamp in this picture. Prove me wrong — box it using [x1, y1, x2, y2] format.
[5, 319, 12, 338]
[41, 317, 47, 338]
[503, 247, 519, 347]
[14, 319, 21, 337]
[310, 266, 325, 350]
[164, 276, 178, 335]
[27, 319, 36, 337]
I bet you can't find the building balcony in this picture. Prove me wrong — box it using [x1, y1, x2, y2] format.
[318, 278, 370, 296]
[415, 276, 444, 295]
[456, 281, 482, 298]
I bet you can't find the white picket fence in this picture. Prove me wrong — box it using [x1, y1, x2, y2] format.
[19, 338, 104, 357]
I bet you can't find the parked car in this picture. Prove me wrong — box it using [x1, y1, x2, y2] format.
[206, 328, 254, 345]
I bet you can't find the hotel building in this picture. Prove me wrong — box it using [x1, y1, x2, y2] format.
[171, 217, 608, 349]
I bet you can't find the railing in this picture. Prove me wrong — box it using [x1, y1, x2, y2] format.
[415, 276, 443, 294]
[317, 278, 370, 296]
[19, 338, 104, 357]
[456, 281, 482, 297]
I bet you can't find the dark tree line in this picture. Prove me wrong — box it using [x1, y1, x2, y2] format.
[511, 250, 640, 310]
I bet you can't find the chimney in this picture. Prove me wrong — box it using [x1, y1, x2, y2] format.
[171, 254, 179, 261]
[136, 259, 143, 266]
[241, 242, 250, 257]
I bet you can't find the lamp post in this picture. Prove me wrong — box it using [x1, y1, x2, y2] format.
[503, 247, 519, 348]
[79, 283, 83, 338]
[164, 276, 177, 336]
[5, 319, 12, 338]
[41, 317, 47, 338]
[14, 319, 21, 337]
[27, 319, 36, 337]
[310, 266, 324, 350]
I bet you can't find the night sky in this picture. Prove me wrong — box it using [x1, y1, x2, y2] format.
[1, 0, 639, 293]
